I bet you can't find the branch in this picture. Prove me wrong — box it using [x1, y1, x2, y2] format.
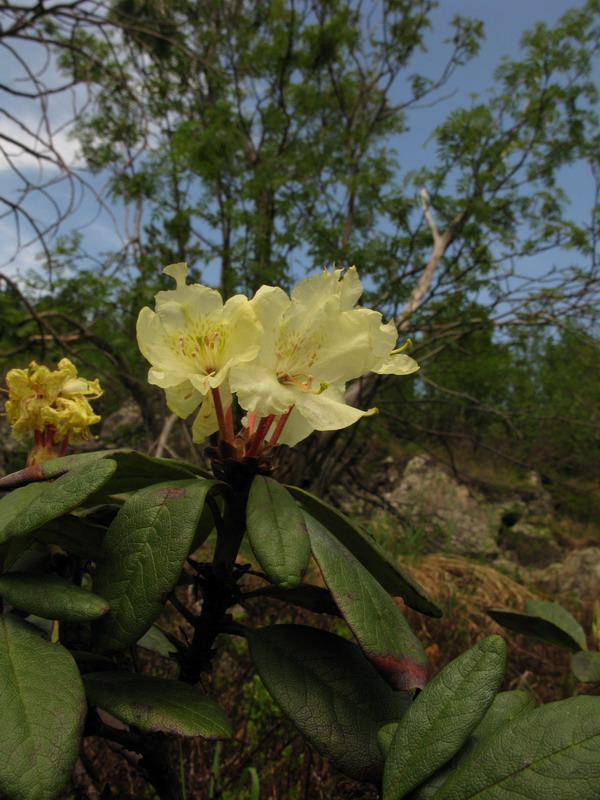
[396, 188, 465, 333]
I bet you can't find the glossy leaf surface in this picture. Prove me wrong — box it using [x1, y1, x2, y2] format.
[383, 636, 507, 800]
[84, 450, 210, 504]
[84, 672, 231, 738]
[246, 476, 310, 588]
[305, 511, 428, 690]
[433, 695, 600, 800]
[245, 583, 341, 616]
[248, 624, 411, 783]
[93, 479, 217, 651]
[0, 483, 50, 569]
[0, 573, 109, 621]
[287, 485, 441, 617]
[0, 614, 85, 800]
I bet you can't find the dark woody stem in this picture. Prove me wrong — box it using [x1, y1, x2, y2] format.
[178, 487, 247, 686]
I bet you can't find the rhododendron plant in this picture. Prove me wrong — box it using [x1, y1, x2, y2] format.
[0, 263, 597, 800]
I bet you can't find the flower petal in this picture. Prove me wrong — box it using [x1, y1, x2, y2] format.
[373, 353, 420, 375]
[294, 384, 376, 431]
[230, 363, 294, 416]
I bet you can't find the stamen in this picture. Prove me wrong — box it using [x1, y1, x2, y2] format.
[390, 338, 412, 355]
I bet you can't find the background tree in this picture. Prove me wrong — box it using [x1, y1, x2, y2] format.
[1, 0, 600, 499]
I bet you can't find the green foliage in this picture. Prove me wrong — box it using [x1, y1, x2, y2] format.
[83, 672, 232, 737]
[92, 477, 219, 651]
[248, 624, 411, 783]
[0, 615, 85, 800]
[304, 510, 429, 690]
[0, 446, 598, 799]
[246, 476, 310, 588]
[382, 636, 507, 799]
[489, 597, 600, 686]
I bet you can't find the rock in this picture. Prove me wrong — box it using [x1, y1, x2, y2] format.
[499, 521, 563, 567]
[385, 456, 502, 559]
[532, 547, 600, 599]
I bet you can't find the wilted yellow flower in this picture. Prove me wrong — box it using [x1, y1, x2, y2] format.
[5, 358, 103, 462]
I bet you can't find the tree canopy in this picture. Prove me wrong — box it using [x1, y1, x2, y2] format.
[1, 0, 599, 495]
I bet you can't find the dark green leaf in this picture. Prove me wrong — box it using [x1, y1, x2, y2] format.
[92, 479, 218, 652]
[0, 573, 109, 622]
[84, 450, 210, 504]
[383, 636, 507, 800]
[286, 485, 441, 617]
[248, 624, 411, 783]
[305, 511, 428, 691]
[0, 449, 209, 491]
[488, 605, 586, 652]
[83, 672, 231, 737]
[0, 483, 50, 569]
[244, 583, 341, 616]
[0, 614, 86, 800]
[0, 460, 117, 543]
[34, 514, 106, 560]
[433, 695, 600, 800]
[571, 651, 600, 683]
[525, 599, 587, 651]
[407, 691, 535, 800]
[246, 477, 310, 589]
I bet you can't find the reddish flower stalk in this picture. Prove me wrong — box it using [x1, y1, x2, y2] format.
[268, 409, 292, 447]
[211, 388, 232, 444]
[246, 414, 275, 457]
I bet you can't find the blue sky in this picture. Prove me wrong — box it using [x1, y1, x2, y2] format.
[0, 0, 595, 288]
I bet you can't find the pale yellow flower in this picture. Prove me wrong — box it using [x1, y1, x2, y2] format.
[5, 358, 103, 458]
[136, 263, 263, 441]
[230, 267, 419, 446]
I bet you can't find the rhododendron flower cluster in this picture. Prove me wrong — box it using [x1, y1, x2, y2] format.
[4, 358, 103, 464]
[136, 263, 418, 450]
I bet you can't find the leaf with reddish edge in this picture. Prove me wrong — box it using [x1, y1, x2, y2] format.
[304, 511, 429, 691]
[286, 484, 441, 618]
